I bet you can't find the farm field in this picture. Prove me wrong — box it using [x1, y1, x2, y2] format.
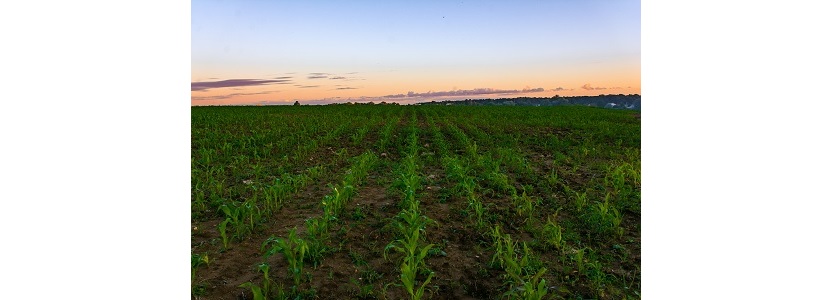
[191, 105, 640, 299]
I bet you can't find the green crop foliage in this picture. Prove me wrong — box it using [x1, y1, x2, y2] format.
[191, 189, 207, 217]
[386, 207, 436, 300]
[400, 260, 435, 300]
[512, 189, 537, 222]
[540, 215, 565, 252]
[586, 193, 624, 238]
[239, 282, 266, 300]
[239, 263, 275, 299]
[191, 252, 210, 290]
[217, 218, 230, 249]
[546, 167, 560, 191]
[263, 228, 309, 287]
[586, 260, 609, 298]
[491, 225, 550, 299]
[486, 168, 515, 196]
[573, 248, 587, 275]
[467, 196, 488, 230]
[191, 105, 640, 299]
[503, 267, 549, 300]
[570, 188, 588, 212]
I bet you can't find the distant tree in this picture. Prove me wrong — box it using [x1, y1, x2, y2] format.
[293, 101, 300, 106]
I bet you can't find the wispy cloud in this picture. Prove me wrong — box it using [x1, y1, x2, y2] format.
[580, 83, 607, 91]
[382, 87, 545, 99]
[335, 87, 358, 90]
[297, 85, 320, 88]
[191, 78, 292, 91]
[307, 72, 329, 79]
[551, 87, 573, 91]
[191, 90, 279, 101]
[329, 76, 346, 80]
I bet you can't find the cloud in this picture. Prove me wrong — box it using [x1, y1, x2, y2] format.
[382, 87, 545, 99]
[329, 76, 346, 80]
[581, 83, 607, 91]
[191, 90, 279, 101]
[298, 85, 320, 88]
[336, 87, 357, 90]
[191, 78, 292, 91]
[552, 87, 566, 91]
[254, 100, 293, 105]
[522, 87, 545, 93]
[307, 72, 329, 79]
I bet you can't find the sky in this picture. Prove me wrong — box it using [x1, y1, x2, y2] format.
[191, 0, 640, 105]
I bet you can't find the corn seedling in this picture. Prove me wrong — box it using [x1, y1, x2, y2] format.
[467, 196, 487, 230]
[305, 217, 329, 241]
[504, 267, 549, 300]
[573, 248, 586, 275]
[586, 260, 608, 298]
[541, 216, 564, 252]
[239, 263, 274, 298]
[192, 189, 207, 216]
[385, 209, 436, 300]
[573, 190, 588, 212]
[400, 260, 435, 300]
[491, 225, 549, 299]
[587, 193, 624, 238]
[191, 253, 210, 287]
[512, 189, 537, 222]
[262, 228, 309, 287]
[239, 282, 266, 300]
[547, 167, 560, 190]
[217, 218, 230, 249]
[486, 168, 515, 196]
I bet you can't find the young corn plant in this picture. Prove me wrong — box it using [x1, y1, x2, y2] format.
[546, 167, 561, 192]
[385, 208, 436, 300]
[512, 189, 537, 223]
[219, 203, 243, 238]
[587, 193, 624, 238]
[572, 248, 587, 275]
[586, 260, 609, 298]
[239, 263, 273, 300]
[565, 186, 588, 212]
[263, 177, 292, 212]
[486, 166, 516, 196]
[239, 282, 266, 300]
[540, 215, 565, 252]
[400, 258, 435, 300]
[491, 225, 549, 300]
[467, 196, 488, 230]
[262, 228, 309, 287]
[217, 218, 230, 249]
[301, 217, 329, 267]
[191, 253, 210, 288]
[503, 267, 549, 300]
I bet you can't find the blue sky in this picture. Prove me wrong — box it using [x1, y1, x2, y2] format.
[192, 0, 640, 105]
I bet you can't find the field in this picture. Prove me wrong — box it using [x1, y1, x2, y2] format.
[191, 105, 641, 299]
